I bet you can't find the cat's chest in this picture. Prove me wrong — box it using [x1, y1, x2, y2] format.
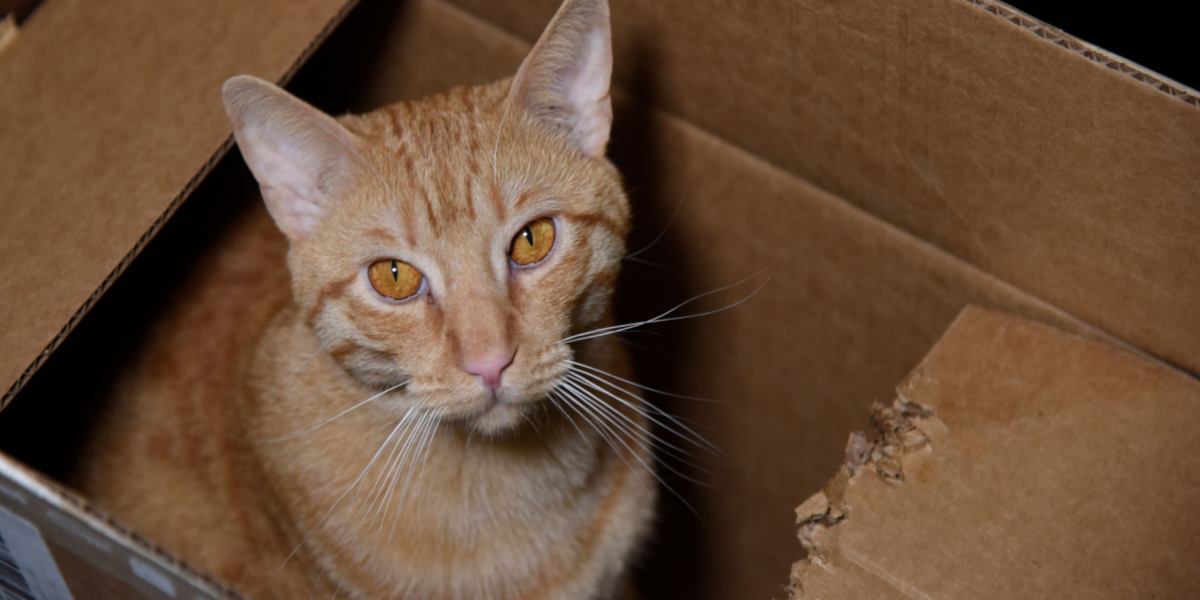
[261, 407, 642, 599]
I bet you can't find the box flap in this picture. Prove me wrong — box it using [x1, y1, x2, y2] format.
[0, 452, 238, 599]
[445, 0, 1200, 375]
[787, 306, 1200, 598]
[0, 0, 356, 408]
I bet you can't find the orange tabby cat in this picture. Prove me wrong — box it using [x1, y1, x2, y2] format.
[73, 0, 657, 598]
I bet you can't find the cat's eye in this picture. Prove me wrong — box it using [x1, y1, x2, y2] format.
[510, 218, 556, 266]
[367, 259, 423, 301]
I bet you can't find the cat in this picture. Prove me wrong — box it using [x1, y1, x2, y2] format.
[71, 0, 658, 598]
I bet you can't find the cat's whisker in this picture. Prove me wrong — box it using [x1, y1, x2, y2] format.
[548, 390, 592, 442]
[551, 389, 640, 483]
[554, 384, 701, 518]
[272, 409, 414, 580]
[354, 409, 420, 516]
[388, 411, 442, 540]
[559, 378, 715, 486]
[565, 370, 721, 457]
[367, 411, 434, 532]
[253, 379, 410, 444]
[491, 84, 516, 185]
[562, 272, 769, 345]
[561, 374, 705, 466]
[623, 193, 684, 262]
[349, 412, 424, 543]
[566, 359, 715, 404]
[345, 418, 423, 545]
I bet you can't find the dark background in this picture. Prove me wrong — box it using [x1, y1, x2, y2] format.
[4, 1, 1196, 89]
[1005, 1, 1197, 89]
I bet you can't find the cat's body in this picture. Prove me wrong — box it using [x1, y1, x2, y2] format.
[74, 1, 657, 598]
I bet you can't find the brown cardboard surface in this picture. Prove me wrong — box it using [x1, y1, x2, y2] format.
[443, 0, 1200, 375]
[0, 0, 356, 409]
[252, 3, 1132, 597]
[1, 1, 1193, 599]
[788, 307, 1200, 599]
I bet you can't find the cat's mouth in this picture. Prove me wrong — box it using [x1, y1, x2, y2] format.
[450, 386, 552, 437]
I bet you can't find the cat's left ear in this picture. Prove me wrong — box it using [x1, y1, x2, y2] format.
[221, 75, 361, 241]
[510, 0, 613, 158]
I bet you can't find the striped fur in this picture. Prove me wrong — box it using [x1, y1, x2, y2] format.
[74, 1, 655, 598]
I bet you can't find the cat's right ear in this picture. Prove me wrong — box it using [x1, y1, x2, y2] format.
[221, 75, 360, 241]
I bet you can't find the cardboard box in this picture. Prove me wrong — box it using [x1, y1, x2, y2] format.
[0, 0, 1196, 598]
[787, 307, 1200, 598]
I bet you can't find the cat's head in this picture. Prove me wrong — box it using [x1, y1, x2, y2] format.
[222, 0, 626, 434]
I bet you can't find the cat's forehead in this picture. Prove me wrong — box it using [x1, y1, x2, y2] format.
[352, 85, 503, 154]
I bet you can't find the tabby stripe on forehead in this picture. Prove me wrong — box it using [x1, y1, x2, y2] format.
[513, 190, 535, 212]
[462, 174, 477, 220]
[419, 189, 441, 233]
[487, 179, 506, 220]
[364, 228, 398, 245]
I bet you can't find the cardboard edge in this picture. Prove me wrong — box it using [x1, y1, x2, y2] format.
[787, 396, 946, 599]
[785, 307, 993, 599]
[0, 451, 243, 598]
[970, 0, 1200, 107]
[0, 0, 362, 412]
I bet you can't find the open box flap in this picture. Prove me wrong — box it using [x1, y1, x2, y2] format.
[788, 306, 1200, 598]
[0, 453, 240, 599]
[0, 0, 357, 409]
[444, 0, 1200, 375]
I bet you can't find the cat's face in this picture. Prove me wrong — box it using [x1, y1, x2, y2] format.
[293, 88, 627, 433]
[224, 0, 622, 434]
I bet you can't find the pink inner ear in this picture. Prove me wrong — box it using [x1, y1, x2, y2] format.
[564, 28, 612, 157]
[224, 76, 360, 242]
[513, 0, 614, 158]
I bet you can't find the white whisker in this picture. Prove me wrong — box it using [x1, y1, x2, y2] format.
[566, 371, 720, 457]
[560, 378, 714, 487]
[555, 383, 701, 518]
[255, 379, 409, 443]
[624, 194, 684, 261]
[271, 409, 413, 580]
[566, 360, 715, 404]
[562, 272, 769, 345]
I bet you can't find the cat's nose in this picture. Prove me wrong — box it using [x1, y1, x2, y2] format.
[462, 349, 515, 392]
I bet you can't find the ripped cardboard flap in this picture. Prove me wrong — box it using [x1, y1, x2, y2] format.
[787, 306, 1200, 599]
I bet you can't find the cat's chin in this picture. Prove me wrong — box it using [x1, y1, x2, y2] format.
[464, 398, 543, 437]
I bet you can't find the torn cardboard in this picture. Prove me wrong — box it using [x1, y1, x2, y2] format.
[788, 307, 1200, 599]
[0, 0, 1197, 599]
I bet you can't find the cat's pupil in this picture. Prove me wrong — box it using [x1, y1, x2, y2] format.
[390, 261, 399, 281]
[520, 226, 534, 247]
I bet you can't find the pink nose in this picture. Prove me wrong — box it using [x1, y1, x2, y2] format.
[463, 350, 515, 391]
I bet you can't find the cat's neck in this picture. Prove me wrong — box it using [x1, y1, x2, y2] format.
[239, 307, 643, 597]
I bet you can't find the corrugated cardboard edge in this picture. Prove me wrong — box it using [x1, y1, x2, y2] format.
[781, 307, 978, 599]
[785, 398, 946, 599]
[0, 452, 243, 598]
[0, 1, 360, 411]
[781, 306, 1200, 598]
[966, 0, 1199, 106]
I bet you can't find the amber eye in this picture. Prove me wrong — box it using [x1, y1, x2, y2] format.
[367, 259, 423, 301]
[510, 218, 556, 266]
